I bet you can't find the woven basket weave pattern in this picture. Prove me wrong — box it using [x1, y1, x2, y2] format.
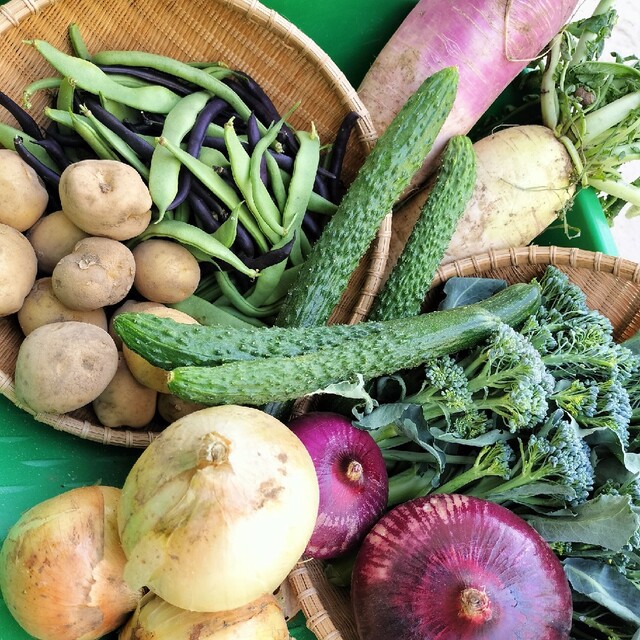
[0, 0, 391, 448]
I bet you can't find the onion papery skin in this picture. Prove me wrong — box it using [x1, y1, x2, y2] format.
[0, 486, 142, 640]
[117, 404, 320, 613]
[288, 411, 388, 560]
[351, 493, 572, 640]
[118, 592, 289, 640]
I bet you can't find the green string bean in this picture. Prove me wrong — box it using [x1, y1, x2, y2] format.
[91, 49, 258, 127]
[27, 40, 182, 113]
[224, 118, 283, 242]
[149, 90, 211, 220]
[156, 135, 268, 252]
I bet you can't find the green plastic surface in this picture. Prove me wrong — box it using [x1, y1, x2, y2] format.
[0, 0, 618, 637]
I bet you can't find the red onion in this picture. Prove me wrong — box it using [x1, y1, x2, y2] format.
[288, 411, 388, 560]
[351, 493, 572, 640]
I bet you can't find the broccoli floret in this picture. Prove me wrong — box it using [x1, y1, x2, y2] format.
[472, 411, 595, 508]
[552, 376, 632, 448]
[409, 356, 475, 418]
[521, 267, 635, 386]
[540, 325, 636, 383]
[626, 351, 640, 433]
[523, 267, 614, 350]
[405, 323, 552, 436]
[433, 441, 515, 495]
[459, 323, 554, 432]
[550, 378, 599, 417]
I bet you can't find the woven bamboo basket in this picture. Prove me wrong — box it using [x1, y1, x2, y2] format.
[0, 0, 391, 448]
[288, 245, 640, 640]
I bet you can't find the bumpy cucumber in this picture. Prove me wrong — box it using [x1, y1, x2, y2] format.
[368, 135, 476, 321]
[114, 313, 385, 369]
[114, 281, 539, 370]
[166, 283, 541, 406]
[275, 66, 459, 328]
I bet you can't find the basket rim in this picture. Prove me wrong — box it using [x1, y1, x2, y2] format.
[0, 0, 393, 448]
[433, 245, 640, 286]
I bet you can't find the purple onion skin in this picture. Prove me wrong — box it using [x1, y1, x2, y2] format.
[288, 412, 388, 560]
[351, 493, 572, 640]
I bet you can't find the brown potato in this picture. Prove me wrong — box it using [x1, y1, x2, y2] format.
[14, 321, 119, 414]
[0, 222, 38, 317]
[59, 159, 152, 240]
[17, 277, 108, 336]
[122, 306, 199, 393]
[132, 239, 201, 304]
[27, 210, 89, 274]
[93, 353, 158, 428]
[52, 237, 136, 311]
[0, 149, 49, 232]
[157, 392, 208, 424]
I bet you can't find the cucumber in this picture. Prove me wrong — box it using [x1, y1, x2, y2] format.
[114, 313, 384, 369]
[166, 283, 541, 406]
[275, 66, 459, 328]
[114, 281, 539, 370]
[368, 135, 476, 322]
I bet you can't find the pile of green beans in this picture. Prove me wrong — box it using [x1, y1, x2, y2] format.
[1, 23, 359, 328]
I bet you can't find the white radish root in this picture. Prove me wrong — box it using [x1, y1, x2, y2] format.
[386, 124, 576, 273]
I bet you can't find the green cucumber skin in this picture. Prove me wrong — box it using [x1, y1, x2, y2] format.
[114, 314, 385, 369]
[368, 135, 477, 322]
[167, 283, 541, 406]
[275, 67, 459, 329]
[115, 282, 539, 370]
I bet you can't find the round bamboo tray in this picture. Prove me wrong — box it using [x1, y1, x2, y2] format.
[0, 0, 391, 448]
[288, 245, 640, 640]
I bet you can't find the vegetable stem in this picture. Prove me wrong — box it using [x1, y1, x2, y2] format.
[582, 93, 640, 146]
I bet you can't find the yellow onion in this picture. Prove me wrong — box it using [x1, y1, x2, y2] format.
[0, 485, 142, 640]
[117, 404, 320, 612]
[119, 591, 290, 639]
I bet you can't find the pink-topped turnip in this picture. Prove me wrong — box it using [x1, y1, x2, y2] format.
[288, 411, 388, 560]
[351, 493, 572, 640]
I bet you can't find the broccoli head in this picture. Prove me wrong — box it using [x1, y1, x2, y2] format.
[471, 411, 596, 509]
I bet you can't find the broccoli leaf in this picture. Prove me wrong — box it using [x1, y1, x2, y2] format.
[527, 494, 640, 552]
[564, 558, 640, 626]
[438, 277, 507, 309]
[355, 403, 447, 472]
[310, 373, 378, 414]
[624, 331, 640, 356]
[430, 426, 514, 447]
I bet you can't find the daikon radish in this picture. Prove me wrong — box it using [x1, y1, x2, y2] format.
[358, 0, 580, 184]
[441, 125, 575, 264]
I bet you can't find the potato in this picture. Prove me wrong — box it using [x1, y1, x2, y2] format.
[0, 222, 38, 317]
[0, 149, 49, 232]
[17, 277, 108, 336]
[108, 299, 165, 350]
[132, 239, 201, 304]
[93, 353, 158, 428]
[52, 237, 136, 311]
[27, 210, 89, 274]
[14, 321, 119, 414]
[59, 159, 152, 240]
[122, 307, 199, 393]
[157, 392, 208, 423]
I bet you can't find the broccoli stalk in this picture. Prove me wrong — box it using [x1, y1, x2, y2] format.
[405, 323, 552, 437]
[431, 441, 514, 495]
[384, 442, 514, 507]
[470, 411, 595, 509]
